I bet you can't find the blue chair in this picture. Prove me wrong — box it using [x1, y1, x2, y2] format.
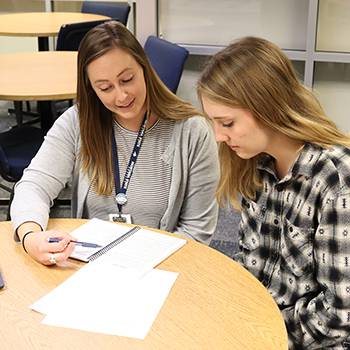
[56, 18, 113, 51]
[81, 1, 130, 25]
[0, 126, 45, 219]
[144, 36, 189, 93]
[55, 18, 113, 117]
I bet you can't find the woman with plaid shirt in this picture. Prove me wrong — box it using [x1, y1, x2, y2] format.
[198, 36, 350, 349]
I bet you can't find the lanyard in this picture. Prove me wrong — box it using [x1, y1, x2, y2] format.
[111, 113, 148, 214]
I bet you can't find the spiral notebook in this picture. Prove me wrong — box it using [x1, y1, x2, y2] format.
[69, 218, 187, 274]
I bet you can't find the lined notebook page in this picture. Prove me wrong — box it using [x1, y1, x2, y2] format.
[69, 219, 187, 275]
[97, 228, 187, 273]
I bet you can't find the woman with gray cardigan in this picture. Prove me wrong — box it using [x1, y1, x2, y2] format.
[11, 21, 219, 266]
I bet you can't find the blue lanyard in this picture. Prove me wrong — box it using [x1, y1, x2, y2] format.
[111, 113, 148, 214]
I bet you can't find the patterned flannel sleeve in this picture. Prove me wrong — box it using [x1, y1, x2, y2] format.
[282, 188, 350, 349]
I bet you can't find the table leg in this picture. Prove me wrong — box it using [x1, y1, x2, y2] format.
[38, 37, 49, 52]
[37, 36, 54, 132]
[38, 101, 56, 133]
[13, 101, 23, 127]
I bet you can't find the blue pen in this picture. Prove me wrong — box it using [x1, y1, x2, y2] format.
[48, 237, 102, 248]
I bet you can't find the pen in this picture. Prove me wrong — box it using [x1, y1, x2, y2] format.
[48, 237, 102, 248]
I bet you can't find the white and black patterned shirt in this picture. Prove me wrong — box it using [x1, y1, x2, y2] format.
[235, 143, 350, 349]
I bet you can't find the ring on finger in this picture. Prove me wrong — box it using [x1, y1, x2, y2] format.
[49, 253, 57, 265]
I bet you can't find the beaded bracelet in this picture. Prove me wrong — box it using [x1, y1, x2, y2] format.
[21, 231, 35, 254]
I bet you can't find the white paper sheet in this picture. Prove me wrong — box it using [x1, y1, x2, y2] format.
[31, 263, 178, 339]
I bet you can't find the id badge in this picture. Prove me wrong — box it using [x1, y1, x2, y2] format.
[109, 213, 132, 224]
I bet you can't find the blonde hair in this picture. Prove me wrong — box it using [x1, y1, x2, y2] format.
[77, 21, 199, 195]
[197, 36, 350, 209]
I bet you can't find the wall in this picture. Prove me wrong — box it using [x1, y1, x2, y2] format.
[159, 0, 350, 132]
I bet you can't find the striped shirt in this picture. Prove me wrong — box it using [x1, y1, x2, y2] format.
[235, 143, 350, 349]
[84, 118, 175, 228]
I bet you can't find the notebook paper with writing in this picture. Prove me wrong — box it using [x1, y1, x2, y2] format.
[69, 219, 187, 274]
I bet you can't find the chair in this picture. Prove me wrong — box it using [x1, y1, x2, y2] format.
[55, 18, 114, 114]
[0, 126, 45, 218]
[56, 18, 113, 51]
[144, 36, 189, 93]
[11, 18, 113, 128]
[81, 1, 130, 25]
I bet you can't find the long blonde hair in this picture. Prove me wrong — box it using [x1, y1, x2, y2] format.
[197, 36, 350, 209]
[77, 21, 199, 195]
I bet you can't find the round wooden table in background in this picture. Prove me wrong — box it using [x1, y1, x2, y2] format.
[0, 51, 77, 101]
[0, 219, 288, 350]
[0, 51, 77, 130]
[0, 12, 110, 50]
[0, 12, 110, 129]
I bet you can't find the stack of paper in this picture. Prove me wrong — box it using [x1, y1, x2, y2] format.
[30, 219, 186, 339]
[31, 263, 178, 339]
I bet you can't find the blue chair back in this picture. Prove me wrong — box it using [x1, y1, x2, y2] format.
[0, 126, 44, 183]
[144, 36, 189, 93]
[0, 126, 45, 219]
[81, 1, 130, 25]
[56, 19, 112, 51]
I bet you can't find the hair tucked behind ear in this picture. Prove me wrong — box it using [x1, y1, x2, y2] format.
[197, 36, 350, 209]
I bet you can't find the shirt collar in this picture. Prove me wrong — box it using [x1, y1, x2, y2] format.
[257, 143, 323, 182]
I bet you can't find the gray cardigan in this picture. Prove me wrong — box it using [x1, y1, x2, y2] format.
[11, 106, 219, 244]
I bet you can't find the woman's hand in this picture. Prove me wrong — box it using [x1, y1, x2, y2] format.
[22, 230, 75, 266]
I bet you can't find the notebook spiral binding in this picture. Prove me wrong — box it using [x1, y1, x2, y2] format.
[88, 226, 141, 262]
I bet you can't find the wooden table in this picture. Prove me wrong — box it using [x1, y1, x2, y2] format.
[0, 12, 110, 50]
[0, 51, 77, 131]
[0, 12, 109, 129]
[0, 219, 288, 350]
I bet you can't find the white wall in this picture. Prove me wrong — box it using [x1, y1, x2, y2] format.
[159, 0, 350, 132]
